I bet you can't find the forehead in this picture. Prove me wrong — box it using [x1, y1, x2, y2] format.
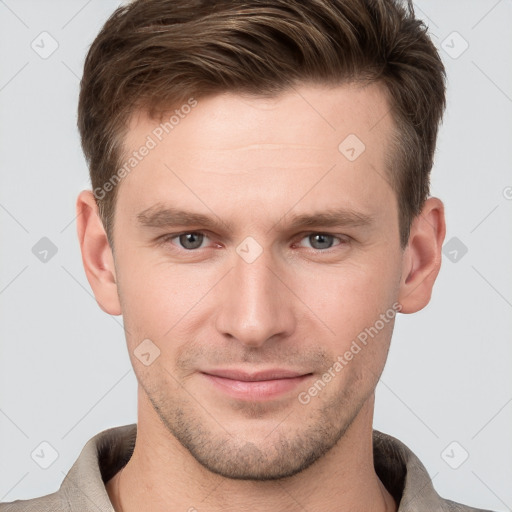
[124, 81, 394, 155]
[116, 82, 397, 225]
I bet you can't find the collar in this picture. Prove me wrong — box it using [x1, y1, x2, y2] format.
[57, 424, 451, 510]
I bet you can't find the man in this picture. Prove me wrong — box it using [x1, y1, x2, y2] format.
[0, 0, 496, 510]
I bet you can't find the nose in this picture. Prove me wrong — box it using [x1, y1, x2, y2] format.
[214, 244, 296, 348]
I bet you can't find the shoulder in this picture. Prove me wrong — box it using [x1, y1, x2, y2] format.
[0, 492, 69, 512]
[0, 424, 136, 512]
[372, 430, 498, 512]
[440, 499, 496, 512]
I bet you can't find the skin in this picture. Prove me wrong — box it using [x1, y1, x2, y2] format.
[76, 82, 445, 512]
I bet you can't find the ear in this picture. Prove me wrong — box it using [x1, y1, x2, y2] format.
[398, 197, 446, 314]
[76, 190, 122, 315]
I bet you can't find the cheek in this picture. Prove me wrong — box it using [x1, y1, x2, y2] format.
[115, 254, 187, 339]
[291, 257, 400, 337]
[288, 259, 401, 387]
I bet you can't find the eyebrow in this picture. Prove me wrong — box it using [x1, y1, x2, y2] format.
[136, 204, 374, 232]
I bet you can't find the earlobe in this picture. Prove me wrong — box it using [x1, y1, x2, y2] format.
[398, 197, 446, 314]
[76, 190, 122, 316]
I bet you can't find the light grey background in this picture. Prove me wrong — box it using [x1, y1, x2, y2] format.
[1, 0, 511, 509]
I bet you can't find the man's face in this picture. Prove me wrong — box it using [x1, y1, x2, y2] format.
[112, 83, 404, 479]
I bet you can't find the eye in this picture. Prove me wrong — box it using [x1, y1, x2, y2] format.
[169, 232, 209, 250]
[160, 231, 348, 253]
[298, 233, 345, 250]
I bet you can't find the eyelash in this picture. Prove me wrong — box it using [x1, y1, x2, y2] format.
[158, 231, 349, 253]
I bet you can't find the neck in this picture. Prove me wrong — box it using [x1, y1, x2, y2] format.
[106, 393, 396, 512]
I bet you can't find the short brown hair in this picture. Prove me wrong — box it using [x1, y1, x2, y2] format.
[78, 0, 446, 248]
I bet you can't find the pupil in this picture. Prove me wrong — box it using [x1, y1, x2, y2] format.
[311, 234, 332, 249]
[180, 233, 203, 249]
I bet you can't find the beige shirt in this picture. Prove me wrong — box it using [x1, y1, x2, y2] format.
[0, 424, 494, 511]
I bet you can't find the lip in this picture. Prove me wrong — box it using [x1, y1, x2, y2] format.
[200, 369, 313, 401]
